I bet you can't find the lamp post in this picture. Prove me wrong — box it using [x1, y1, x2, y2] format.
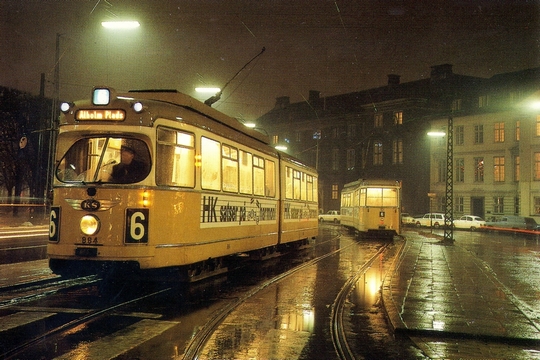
[427, 116, 454, 243]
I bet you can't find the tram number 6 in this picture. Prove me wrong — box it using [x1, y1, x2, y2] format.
[49, 206, 60, 242]
[126, 209, 149, 243]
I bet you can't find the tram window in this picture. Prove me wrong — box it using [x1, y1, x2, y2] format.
[360, 188, 367, 206]
[293, 170, 301, 200]
[313, 176, 318, 202]
[285, 167, 293, 199]
[265, 159, 275, 197]
[222, 144, 239, 193]
[366, 187, 397, 207]
[56, 136, 150, 184]
[201, 137, 221, 190]
[156, 127, 195, 187]
[301, 172, 307, 200]
[239, 150, 253, 194]
[253, 155, 265, 196]
[382, 188, 398, 206]
[307, 174, 314, 201]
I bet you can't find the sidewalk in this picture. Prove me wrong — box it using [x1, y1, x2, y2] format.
[382, 230, 540, 359]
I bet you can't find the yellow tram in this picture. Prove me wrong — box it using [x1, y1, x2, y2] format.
[48, 87, 318, 279]
[340, 179, 401, 239]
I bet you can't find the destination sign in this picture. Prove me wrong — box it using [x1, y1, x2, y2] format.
[75, 109, 125, 121]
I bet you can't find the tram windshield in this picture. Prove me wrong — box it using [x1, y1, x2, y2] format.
[56, 137, 151, 184]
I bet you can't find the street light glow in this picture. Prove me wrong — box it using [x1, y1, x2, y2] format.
[195, 87, 221, 93]
[427, 131, 446, 137]
[101, 21, 140, 29]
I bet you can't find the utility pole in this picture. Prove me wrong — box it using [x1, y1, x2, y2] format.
[443, 116, 454, 243]
[45, 33, 61, 207]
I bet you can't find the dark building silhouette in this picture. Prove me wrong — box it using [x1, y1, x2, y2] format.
[257, 65, 540, 216]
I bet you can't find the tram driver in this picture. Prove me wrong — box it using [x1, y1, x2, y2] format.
[111, 144, 148, 183]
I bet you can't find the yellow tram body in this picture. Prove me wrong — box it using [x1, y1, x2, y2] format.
[47, 87, 318, 276]
[340, 179, 401, 239]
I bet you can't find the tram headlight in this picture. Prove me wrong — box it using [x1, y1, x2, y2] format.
[133, 101, 144, 113]
[60, 102, 72, 113]
[80, 215, 101, 235]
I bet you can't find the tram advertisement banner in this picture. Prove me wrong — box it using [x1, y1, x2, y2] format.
[200, 194, 277, 228]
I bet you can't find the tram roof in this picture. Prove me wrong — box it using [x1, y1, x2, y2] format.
[125, 89, 269, 144]
[343, 178, 401, 190]
[62, 87, 269, 145]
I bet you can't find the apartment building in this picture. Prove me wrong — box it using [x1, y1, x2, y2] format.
[429, 86, 540, 221]
[257, 65, 540, 216]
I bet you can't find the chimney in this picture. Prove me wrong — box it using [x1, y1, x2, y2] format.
[430, 64, 453, 81]
[309, 90, 320, 103]
[274, 96, 290, 109]
[387, 74, 401, 86]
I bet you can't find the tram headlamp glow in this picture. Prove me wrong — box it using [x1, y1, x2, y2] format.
[93, 88, 111, 105]
[60, 102, 71, 113]
[133, 102, 144, 113]
[80, 215, 101, 235]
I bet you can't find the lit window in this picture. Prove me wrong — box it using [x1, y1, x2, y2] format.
[494, 122, 505, 142]
[222, 144, 238, 193]
[331, 184, 339, 200]
[493, 156, 505, 182]
[393, 111, 403, 125]
[253, 155, 265, 196]
[201, 137, 221, 190]
[156, 127, 195, 187]
[239, 150, 253, 194]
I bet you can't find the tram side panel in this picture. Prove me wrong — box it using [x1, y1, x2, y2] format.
[278, 157, 318, 244]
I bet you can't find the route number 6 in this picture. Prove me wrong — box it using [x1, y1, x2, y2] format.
[126, 209, 149, 243]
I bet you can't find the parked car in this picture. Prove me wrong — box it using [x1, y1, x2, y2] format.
[319, 210, 341, 223]
[453, 215, 485, 231]
[483, 216, 538, 230]
[415, 213, 445, 228]
[401, 213, 416, 226]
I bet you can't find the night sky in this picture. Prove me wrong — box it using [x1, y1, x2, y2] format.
[1, 0, 538, 121]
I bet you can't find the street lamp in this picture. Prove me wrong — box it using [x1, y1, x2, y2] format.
[101, 21, 140, 29]
[428, 116, 454, 243]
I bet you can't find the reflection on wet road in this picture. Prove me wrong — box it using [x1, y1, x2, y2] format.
[196, 226, 394, 359]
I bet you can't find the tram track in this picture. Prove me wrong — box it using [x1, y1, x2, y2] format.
[0, 275, 100, 308]
[182, 230, 391, 360]
[181, 232, 346, 359]
[330, 243, 389, 360]
[1, 280, 173, 359]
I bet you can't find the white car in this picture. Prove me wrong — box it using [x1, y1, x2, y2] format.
[401, 213, 416, 225]
[415, 213, 445, 228]
[453, 215, 485, 231]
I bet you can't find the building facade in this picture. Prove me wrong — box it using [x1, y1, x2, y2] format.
[257, 65, 539, 217]
[428, 68, 540, 221]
